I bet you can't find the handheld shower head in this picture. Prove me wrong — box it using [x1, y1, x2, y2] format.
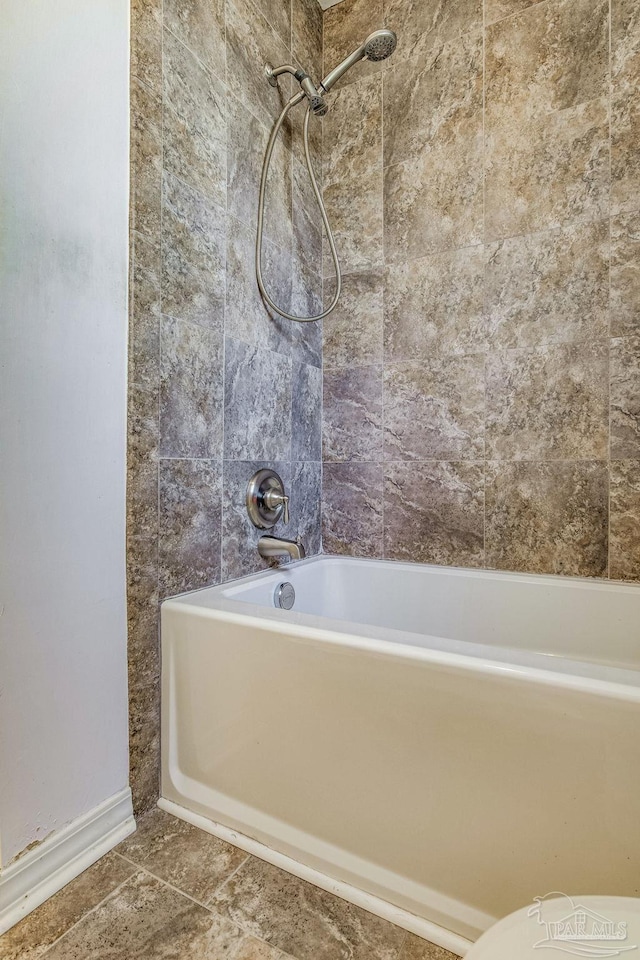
[320, 28, 397, 92]
[364, 29, 398, 62]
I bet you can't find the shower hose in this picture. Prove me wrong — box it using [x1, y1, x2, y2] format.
[256, 94, 341, 323]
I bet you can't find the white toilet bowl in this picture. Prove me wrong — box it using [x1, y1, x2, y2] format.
[465, 895, 640, 959]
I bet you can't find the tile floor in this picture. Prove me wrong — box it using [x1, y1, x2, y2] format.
[0, 809, 459, 960]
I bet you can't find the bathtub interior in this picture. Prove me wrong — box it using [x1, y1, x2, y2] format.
[169, 556, 640, 675]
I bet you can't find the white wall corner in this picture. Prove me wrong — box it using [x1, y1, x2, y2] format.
[0, 788, 135, 935]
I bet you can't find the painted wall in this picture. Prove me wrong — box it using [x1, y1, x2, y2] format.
[128, 0, 324, 813]
[0, 0, 130, 865]
[321, 0, 640, 582]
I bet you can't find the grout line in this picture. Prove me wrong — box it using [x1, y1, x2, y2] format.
[380, 45, 387, 561]
[146, 0, 165, 812]
[114, 852, 303, 960]
[221, 0, 229, 581]
[39, 871, 140, 957]
[607, 0, 612, 580]
[203, 852, 253, 905]
[112, 851, 242, 911]
[482, 0, 488, 566]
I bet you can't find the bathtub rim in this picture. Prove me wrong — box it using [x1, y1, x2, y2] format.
[161, 557, 640, 704]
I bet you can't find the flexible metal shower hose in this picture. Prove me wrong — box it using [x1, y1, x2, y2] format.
[255, 96, 341, 323]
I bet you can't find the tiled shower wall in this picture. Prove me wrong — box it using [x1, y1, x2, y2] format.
[321, 0, 640, 582]
[128, 0, 323, 813]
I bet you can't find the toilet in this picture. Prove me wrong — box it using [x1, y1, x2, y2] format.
[464, 895, 640, 959]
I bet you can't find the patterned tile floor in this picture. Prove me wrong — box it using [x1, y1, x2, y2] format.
[0, 809, 459, 960]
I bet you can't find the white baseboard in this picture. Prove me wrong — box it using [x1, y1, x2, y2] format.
[0, 787, 135, 935]
[158, 797, 472, 957]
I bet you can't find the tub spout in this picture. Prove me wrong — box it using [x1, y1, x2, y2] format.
[258, 535, 306, 563]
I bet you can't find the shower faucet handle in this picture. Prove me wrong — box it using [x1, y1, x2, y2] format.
[263, 489, 289, 526]
[246, 469, 290, 528]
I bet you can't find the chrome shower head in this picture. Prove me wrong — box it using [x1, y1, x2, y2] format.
[363, 29, 398, 62]
[320, 28, 398, 92]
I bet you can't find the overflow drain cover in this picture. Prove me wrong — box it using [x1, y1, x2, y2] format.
[274, 582, 295, 610]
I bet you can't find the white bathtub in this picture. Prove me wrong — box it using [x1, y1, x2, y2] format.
[160, 556, 640, 954]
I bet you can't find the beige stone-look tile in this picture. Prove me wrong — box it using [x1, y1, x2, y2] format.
[384, 461, 485, 567]
[485, 97, 610, 241]
[324, 0, 384, 89]
[159, 316, 224, 459]
[224, 338, 293, 461]
[43, 871, 251, 960]
[158, 458, 222, 597]
[254, 0, 291, 47]
[288, 93, 323, 174]
[611, 213, 640, 338]
[164, 0, 225, 83]
[384, 247, 485, 362]
[611, 94, 640, 217]
[127, 449, 158, 546]
[609, 0, 638, 217]
[323, 366, 384, 462]
[292, 0, 323, 82]
[127, 684, 159, 817]
[162, 27, 227, 209]
[485, 220, 610, 349]
[612, 0, 640, 95]
[290, 461, 323, 556]
[610, 460, 640, 581]
[117, 808, 247, 903]
[130, 78, 162, 241]
[384, 124, 483, 261]
[322, 462, 384, 557]
[324, 272, 384, 369]
[127, 382, 159, 542]
[323, 168, 384, 276]
[227, 93, 292, 251]
[400, 932, 460, 960]
[0, 853, 135, 960]
[485, 0, 541, 26]
[126, 536, 160, 691]
[161, 170, 226, 329]
[485, 460, 609, 576]
[227, 216, 292, 355]
[128, 680, 161, 815]
[383, 357, 485, 461]
[384, 0, 482, 63]
[383, 30, 482, 169]
[234, 939, 296, 960]
[293, 156, 323, 269]
[292, 362, 322, 461]
[131, 0, 162, 92]
[129, 232, 161, 391]
[485, 0, 608, 125]
[226, 0, 292, 128]
[290, 259, 323, 365]
[210, 855, 406, 960]
[611, 335, 640, 459]
[323, 75, 382, 188]
[486, 342, 609, 460]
